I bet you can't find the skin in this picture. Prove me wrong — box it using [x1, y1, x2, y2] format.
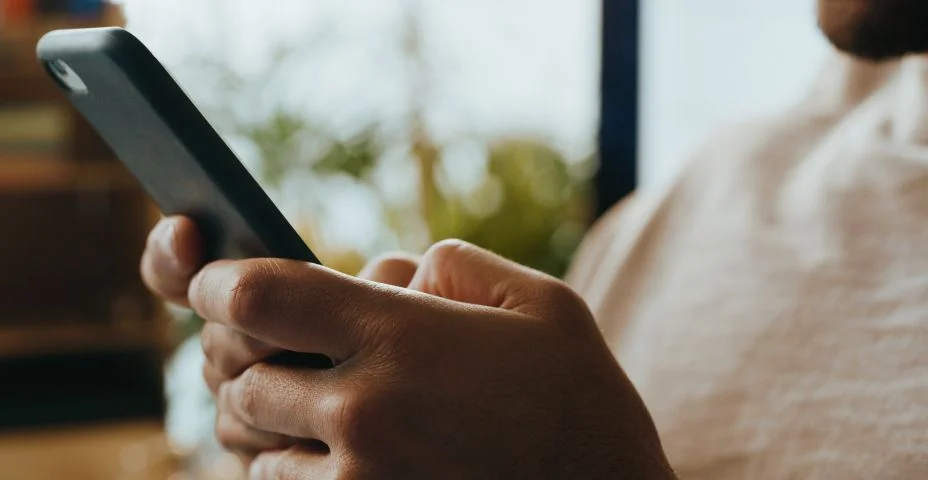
[141, 217, 674, 479]
[818, 0, 928, 61]
[139, 4, 928, 477]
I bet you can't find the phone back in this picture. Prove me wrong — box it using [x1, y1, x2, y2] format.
[36, 27, 318, 264]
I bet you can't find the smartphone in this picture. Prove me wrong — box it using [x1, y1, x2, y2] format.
[36, 27, 320, 265]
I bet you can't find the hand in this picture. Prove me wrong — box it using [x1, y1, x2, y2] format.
[140, 217, 422, 462]
[142, 217, 674, 479]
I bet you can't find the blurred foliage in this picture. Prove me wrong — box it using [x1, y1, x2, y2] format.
[168, 6, 595, 281]
[176, 128, 594, 337]
[209, 107, 593, 279]
[241, 111, 307, 187]
[425, 139, 592, 276]
[252, 110, 593, 276]
[313, 131, 380, 180]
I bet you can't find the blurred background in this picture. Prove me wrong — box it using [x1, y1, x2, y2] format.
[0, 0, 829, 478]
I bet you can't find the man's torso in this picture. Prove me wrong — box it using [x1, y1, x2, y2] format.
[568, 54, 928, 478]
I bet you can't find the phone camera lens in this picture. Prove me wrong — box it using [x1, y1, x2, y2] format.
[43, 58, 87, 95]
[49, 59, 69, 77]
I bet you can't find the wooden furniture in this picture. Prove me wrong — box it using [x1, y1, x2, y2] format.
[0, 3, 169, 433]
[0, 422, 179, 480]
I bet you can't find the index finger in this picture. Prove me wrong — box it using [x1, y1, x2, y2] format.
[187, 258, 423, 360]
[200, 253, 423, 389]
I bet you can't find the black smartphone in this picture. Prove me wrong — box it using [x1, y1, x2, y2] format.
[36, 27, 320, 265]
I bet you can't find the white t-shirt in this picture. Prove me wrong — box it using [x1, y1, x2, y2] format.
[567, 52, 928, 478]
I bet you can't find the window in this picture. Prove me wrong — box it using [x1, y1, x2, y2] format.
[125, 0, 601, 276]
[639, 0, 829, 186]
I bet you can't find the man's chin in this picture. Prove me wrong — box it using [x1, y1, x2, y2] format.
[822, 29, 928, 63]
[819, 0, 928, 62]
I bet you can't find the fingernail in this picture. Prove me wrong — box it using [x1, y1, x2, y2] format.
[158, 219, 180, 266]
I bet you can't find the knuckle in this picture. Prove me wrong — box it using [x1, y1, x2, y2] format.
[366, 256, 407, 275]
[214, 414, 235, 448]
[238, 332, 271, 360]
[536, 277, 590, 320]
[235, 365, 266, 426]
[537, 277, 577, 303]
[423, 238, 471, 266]
[202, 363, 221, 396]
[366, 252, 409, 269]
[359, 252, 419, 287]
[326, 390, 385, 452]
[200, 325, 217, 362]
[420, 239, 474, 289]
[226, 264, 273, 328]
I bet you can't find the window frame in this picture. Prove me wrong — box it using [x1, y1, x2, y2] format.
[596, 0, 639, 216]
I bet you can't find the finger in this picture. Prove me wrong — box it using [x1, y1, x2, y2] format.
[357, 252, 420, 287]
[215, 411, 292, 455]
[219, 362, 341, 442]
[188, 258, 418, 358]
[202, 254, 418, 385]
[140, 216, 203, 307]
[232, 451, 255, 471]
[204, 352, 333, 397]
[202, 322, 280, 381]
[203, 361, 225, 396]
[249, 447, 330, 480]
[408, 239, 575, 318]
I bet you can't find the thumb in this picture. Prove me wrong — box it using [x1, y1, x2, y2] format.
[408, 239, 571, 318]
